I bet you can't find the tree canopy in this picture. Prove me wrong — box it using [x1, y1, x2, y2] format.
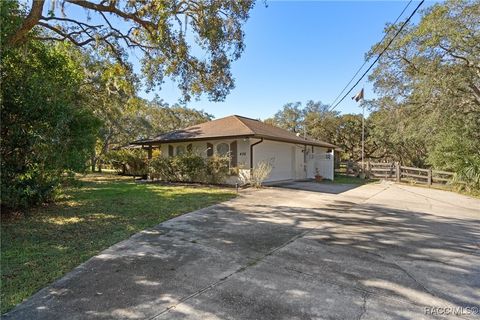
[367, 0, 480, 181]
[1, 37, 100, 209]
[5, 0, 255, 101]
[0, 0, 221, 210]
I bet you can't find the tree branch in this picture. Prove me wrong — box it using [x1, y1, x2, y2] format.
[65, 0, 156, 33]
[41, 16, 103, 30]
[438, 44, 475, 67]
[7, 0, 46, 46]
[37, 22, 114, 47]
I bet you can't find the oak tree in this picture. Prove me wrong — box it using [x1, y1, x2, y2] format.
[6, 0, 255, 101]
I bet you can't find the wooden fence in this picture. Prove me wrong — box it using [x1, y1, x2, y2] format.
[338, 161, 455, 186]
[369, 162, 454, 185]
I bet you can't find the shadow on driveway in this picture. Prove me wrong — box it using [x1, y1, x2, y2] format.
[4, 185, 480, 319]
[268, 180, 363, 194]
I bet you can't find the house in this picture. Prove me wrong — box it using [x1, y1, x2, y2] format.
[132, 115, 338, 184]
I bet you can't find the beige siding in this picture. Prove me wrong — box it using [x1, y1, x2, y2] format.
[157, 138, 334, 184]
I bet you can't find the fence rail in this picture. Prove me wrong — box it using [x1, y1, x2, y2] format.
[338, 161, 455, 186]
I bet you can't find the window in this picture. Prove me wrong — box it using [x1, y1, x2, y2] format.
[176, 145, 185, 155]
[207, 143, 213, 157]
[216, 143, 229, 156]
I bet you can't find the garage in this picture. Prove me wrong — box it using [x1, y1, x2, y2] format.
[252, 140, 296, 182]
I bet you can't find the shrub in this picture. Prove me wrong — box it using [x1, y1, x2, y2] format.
[1, 166, 62, 210]
[105, 149, 149, 176]
[1, 38, 99, 211]
[174, 154, 207, 182]
[149, 154, 229, 184]
[150, 154, 207, 182]
[452, 156, 480, 192]
[428, 125, 480, 192]
[250, 161, 272, 188]
[206, 155, 230, 184]
[150, 157, 176, 181]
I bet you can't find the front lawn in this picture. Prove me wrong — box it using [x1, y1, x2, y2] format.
[1, 174, 236, 314]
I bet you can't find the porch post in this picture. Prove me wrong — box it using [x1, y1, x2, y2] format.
[147, 146, 152, 159]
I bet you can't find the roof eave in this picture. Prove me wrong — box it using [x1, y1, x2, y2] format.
[130, 134, 256, 145]
[132, 134, 338, 149]
[253, 135, 338, 149]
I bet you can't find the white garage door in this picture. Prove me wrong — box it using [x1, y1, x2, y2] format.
[253, 141, 295, 182]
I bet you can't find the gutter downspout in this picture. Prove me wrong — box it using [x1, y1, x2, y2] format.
[250, 138, 264, 170]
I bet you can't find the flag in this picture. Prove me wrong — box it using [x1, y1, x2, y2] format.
[351, 88, 364, 102]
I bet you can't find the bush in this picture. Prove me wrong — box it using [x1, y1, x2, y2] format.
[428, 127, 480, 192]
[1, 166, 62, 210]
[149, 154, 229, 184]
[105, 149, 149, 176]
[206, 155, 230, 184]
[149, 157, 175, 181]
[173, 154, 207, 182]
[250, 161, 272, 188]
[452, 156, 480, 192]
[1, 37, 99, 211]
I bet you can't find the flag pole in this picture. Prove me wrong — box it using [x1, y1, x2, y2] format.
[361, 99, 365, 173]
[351, 87, 365, 177]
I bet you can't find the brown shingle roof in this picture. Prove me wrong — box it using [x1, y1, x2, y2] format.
[133, 115, 338, 148]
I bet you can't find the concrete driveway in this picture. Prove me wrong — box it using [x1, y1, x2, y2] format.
[5, 182, 480, 319]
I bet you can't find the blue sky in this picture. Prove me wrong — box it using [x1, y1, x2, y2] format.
[141, 1, 431, 119]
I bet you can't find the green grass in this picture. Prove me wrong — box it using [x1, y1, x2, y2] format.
[1, 174, 236, 314]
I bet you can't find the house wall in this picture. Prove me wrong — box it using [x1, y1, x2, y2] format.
[158, 139, 251, 185]
[159, 139, 249, 160]
[156, 138, 334, 184]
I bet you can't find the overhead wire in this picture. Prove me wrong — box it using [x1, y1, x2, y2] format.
[329, 0, 413, 107]
[329, 0, 424, 112]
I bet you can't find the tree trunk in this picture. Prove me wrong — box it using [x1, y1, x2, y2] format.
[91, 156, 97, 172]
[7, 0, 45, 47]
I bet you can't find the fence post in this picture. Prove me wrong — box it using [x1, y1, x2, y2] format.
[396, 162, 401, 183]
[427, 168, 432, 186]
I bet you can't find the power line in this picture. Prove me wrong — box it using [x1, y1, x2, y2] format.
[329, 0, 424, 112]
[330, 1, 414, 107]
[329, 0, 413, 107]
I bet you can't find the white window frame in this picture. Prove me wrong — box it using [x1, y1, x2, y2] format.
[215, 142, 230, 157]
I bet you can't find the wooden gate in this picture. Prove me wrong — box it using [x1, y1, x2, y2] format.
[366, 161, 454, 186]
[367, 162, 396, 180]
